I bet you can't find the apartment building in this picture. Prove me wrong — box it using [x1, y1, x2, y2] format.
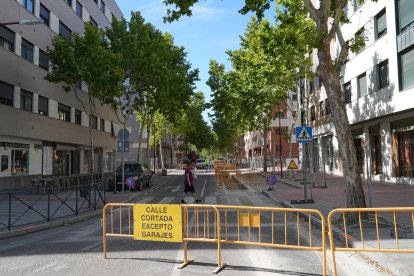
[244, 93, 300, 169]
[305, 0, 414, 183]
[0, 0, 123, 189]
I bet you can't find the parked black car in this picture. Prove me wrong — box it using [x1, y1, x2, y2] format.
[114, 162, 153, 191]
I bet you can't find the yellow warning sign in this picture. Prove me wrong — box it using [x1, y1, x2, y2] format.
[288, 160, 299, 170]
[133, 204, 182, 242]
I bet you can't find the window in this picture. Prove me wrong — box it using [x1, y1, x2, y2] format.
[11, 150, 28, 175]
[75, 109, 81, 125]
[58, 103, 71, 122]
[21, 39, 33, 63]
[20, 90, 33, 112]
[378, 60, 389, 90]
[310, 106, 316, 121]
[39, 49, 49, 70]
[291, 94, 298, 102]
[375, 9, 387, 39]
[90, 17, 98, 28]
[101, 1, 106, 14]
[91, 116, 98, 129]
[38, 96, 48, 116]
[325, 99, 331, 115]
[40, 4, 50, 26]
[343, 3, 349, 19]
[23, 0, 34, 14]
[76, 1, 83, 18]
[344, 82, 352, 104]
[59, 21, 72, 40]
[0, 25, 15, 52]
[357, 73, 367, 98]
[353, 0, 362, 12]
[100, 118, 105, 131]
[400, 47, 414, 90]
[64, 0, 72, 7]
[0, 80, 13, 106]
[371, 135, 383, 174]
[309, 79, 315, 94]
[319, 101, 325, 117]
[398, 0, 414, 33]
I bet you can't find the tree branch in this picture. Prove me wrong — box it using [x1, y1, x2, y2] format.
[303, 0, 319, 23]
[336, 29, 349, 66]
[327, 0, 348, 41]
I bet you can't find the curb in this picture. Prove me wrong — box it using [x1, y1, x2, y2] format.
[0, 191, 143, 240]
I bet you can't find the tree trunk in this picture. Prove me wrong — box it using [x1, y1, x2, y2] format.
[318, 48, 367, 213]
[159, 140, 165, 170]
[263, 125, 268, 173]
[137, 108, 147, 163]
[147, 127, 151, 169]
[89, 115, 95, 186]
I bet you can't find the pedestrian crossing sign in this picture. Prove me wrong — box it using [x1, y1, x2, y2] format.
[296, 126, 313, 143]
[287, 160, 299, 170]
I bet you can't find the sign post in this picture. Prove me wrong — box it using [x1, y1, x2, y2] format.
[292, 127, 315, 204]
[118, 129, 130, 193]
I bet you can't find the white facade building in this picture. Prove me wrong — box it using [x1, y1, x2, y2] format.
[306, 0, 414, 184]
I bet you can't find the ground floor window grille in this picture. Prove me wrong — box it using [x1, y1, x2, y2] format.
[397, 130, 414, 177]
[354, 138, 364, 174]
[371, 135, 383, 174]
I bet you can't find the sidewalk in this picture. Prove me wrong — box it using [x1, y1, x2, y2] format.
[0, 177, 157, 240]
[236, 170, 414, 276]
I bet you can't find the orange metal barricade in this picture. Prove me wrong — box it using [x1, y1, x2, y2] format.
[102, 203, 135, 258]
[180, 204, 327, 275]
[328, 207, 414, 276]
[102, 203, 326, 275]
[179, 205, 224, 273]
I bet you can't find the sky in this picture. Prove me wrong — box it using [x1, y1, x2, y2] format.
[115, 0, 275, 123]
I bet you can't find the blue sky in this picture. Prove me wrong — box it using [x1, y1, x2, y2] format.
[115, 0, 275, 122]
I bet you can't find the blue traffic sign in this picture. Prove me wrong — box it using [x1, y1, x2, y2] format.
[296, 126, 313, 143]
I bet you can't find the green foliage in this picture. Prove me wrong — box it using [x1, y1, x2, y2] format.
[46, 23, 123, 108]
[106, 12, 199, 124]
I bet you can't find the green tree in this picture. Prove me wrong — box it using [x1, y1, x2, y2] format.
[107, 12, 199, 164]
[163, 0, 370, 210]
[46, 23, 123, 180]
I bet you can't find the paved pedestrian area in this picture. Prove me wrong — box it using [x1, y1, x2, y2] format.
[234, 170, 414, 276]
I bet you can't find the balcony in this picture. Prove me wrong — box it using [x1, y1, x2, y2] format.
[397, 23, 414, 53]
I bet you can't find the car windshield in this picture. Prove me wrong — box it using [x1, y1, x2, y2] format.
[117, 164, 140, 173]
[197, 159, 205, 164]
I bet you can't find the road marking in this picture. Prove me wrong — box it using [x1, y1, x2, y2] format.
[172, 186, 181, 193]
[137, 197, 154, 204]
[205, 196, 217, 205]
[81, 242, 101, 252]
[159, 197, 175, 204]
[200, 178, 207, 197]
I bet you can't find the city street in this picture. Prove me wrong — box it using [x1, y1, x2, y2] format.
[0, 172, 390, 276]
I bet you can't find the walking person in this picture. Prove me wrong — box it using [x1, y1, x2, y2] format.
[181, 161, 202, 204]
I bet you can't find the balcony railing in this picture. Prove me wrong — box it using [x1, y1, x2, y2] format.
[397, 23, 414, 53]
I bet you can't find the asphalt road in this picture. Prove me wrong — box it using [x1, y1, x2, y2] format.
[0, 172, 390, 276]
